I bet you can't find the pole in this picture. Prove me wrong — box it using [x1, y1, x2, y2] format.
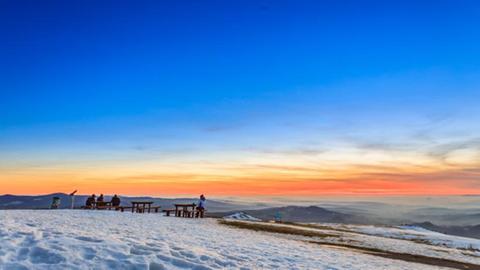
[69, 190, 78, 209]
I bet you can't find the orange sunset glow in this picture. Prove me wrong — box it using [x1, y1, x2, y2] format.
[2, 146, 479, 196]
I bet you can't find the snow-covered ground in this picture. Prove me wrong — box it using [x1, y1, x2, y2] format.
[268, 222, 480, 264]
[346, 224, 480, 251]
[305, 223, 480, 264]
[0, 210, 478, 270]
[223, 212, 261, 221]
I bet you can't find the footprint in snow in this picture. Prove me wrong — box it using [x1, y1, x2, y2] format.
[28, 246, 65, 264]
[157, 254, 213, 270]
[178, 250, 197, 259]
[20, 234, 38, 246]
[130, 245, 155, 255]
[16, 247, 30, 261]
[1, 263, 30, 270]
[199, 255, 210, 261]
[80, 247, 97, 260]
[75, 236, 103, 243]
[149, 262, 167, 270]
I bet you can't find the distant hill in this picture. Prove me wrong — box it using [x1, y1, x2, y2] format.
[210, 205, 367, 224]
[406, 208, 480, 226]
[0, 193, 74, 209]
[409, 222, 480, 240]
[0, 193, 246, 212]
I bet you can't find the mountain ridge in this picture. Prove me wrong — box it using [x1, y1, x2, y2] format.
[0, 193, 245, 212]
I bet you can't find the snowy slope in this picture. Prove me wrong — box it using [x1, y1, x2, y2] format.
[0, 210, 476, 270]
[232, 221, 480, 266]
[347, 224, 480, 250]
[223, 212, 261, 221]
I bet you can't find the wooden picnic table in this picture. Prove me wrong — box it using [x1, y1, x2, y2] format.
[84, 201, 116, 210]
[131, 201, 154, 213]
[174, 203, 196, 218]
[96, 201, 114, 209]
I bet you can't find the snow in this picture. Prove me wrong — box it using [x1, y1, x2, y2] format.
[236, 220, 480, 265]
[348, 224, 480, 251]
[299, 223, 480, 264]
[222, 212, 261, 221]
[0, 210, 475, 270]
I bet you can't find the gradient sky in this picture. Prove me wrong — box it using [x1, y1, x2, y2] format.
[1, 0, 480, 196]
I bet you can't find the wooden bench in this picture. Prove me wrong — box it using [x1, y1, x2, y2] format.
[119, 204, 160, 213]
[133, 206, 160, 213]
[195, 209, 206, 218]
[131, 201, 152, 213]
[183, 209, 195, 218]
[174, 204, 199, 218]
[119, 206, 133, 212]
[162, 209, 176, 216]
[96, 205, 119, 210]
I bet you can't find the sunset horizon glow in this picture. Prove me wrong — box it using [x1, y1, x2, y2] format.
[1, 1, 479, 197]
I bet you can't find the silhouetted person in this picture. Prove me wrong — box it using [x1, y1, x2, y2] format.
[51, 196, 60, 209]
[85, 194, 96, 209]
[111, 194, 121, 207]
[196, 194, 206, 218]
[97, 194, 104, 207]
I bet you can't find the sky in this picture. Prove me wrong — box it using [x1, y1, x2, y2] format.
[1, 0, 480, 196]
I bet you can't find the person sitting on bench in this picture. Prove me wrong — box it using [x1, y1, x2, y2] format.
[97, 194, 105, 207]
[85, 194, 96, 209]
[111, 194, 121, 207]
[196, 194, 206, 218]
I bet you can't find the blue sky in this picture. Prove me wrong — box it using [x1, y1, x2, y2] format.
[1, 1, 479, 195]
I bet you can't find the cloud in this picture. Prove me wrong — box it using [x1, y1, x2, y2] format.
[353, 141, 414, 152]
[202, 123, 241, 133]
[244, 147, 326, 156]
[426, 137, 480, 165]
